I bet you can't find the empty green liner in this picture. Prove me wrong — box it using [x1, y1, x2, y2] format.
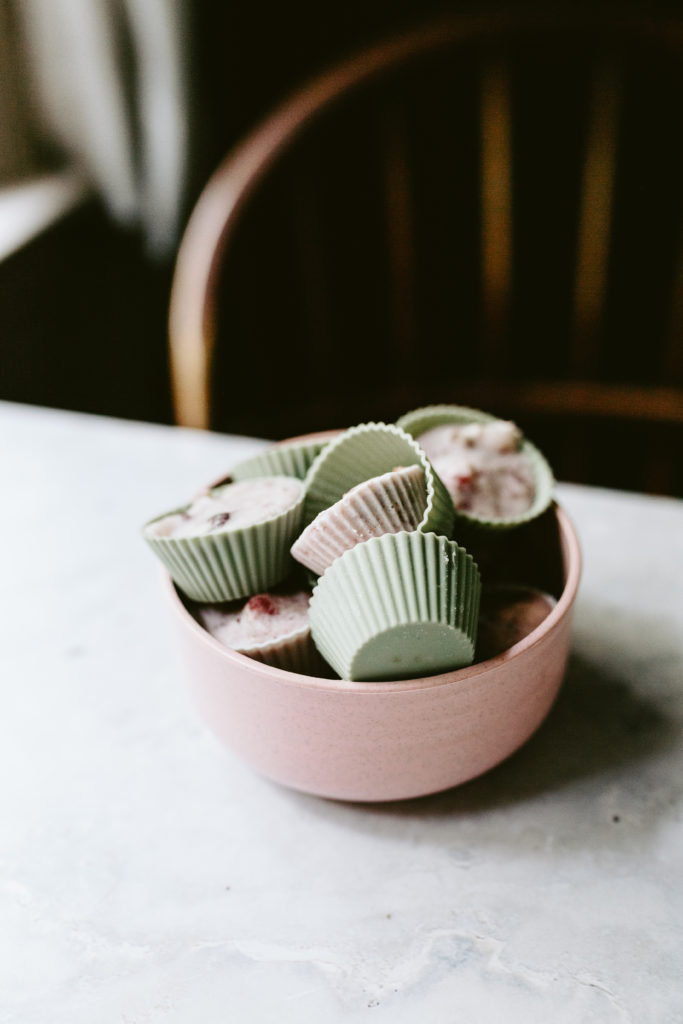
[231, 437, 330, 482]
[395, 404, 554, 530]
[302, 422, 455, 539]
[309, 530, 481, 682]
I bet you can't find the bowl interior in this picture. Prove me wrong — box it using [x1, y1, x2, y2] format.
[167, 499, 580, 694]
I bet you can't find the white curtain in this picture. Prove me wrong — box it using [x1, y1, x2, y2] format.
[15, 0, 189, 255]
[0, 0, 35, 182]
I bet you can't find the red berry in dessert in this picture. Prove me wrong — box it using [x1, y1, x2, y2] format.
[246, 594, 278, 615]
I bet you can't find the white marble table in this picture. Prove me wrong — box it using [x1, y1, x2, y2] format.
[2, 400, 682, 1024]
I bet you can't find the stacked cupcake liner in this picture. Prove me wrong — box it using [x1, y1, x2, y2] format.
[143, 487, 305, 602]
[231, 437, 329, 482]
[309, 531, 481, 682]
[291, 464, 427, 577]
[302, 422, 455, 539]
[395, 404, 555, 530]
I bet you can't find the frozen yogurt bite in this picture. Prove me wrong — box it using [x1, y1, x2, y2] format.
[196, 588, 327, 673]
[146, 476, 303, 538]
[291, 464, 427, 577]
[198, 590, 311, 649]
[142, 474, 306, 602]
[476, 584, 556, 661]
[416, 420, 536, 519]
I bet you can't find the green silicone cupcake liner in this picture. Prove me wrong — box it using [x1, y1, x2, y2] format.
[291, 464, 428, 577]
[231, 437, 331, 482]
[396, 404, 498, 437]
[395, 404, 555, 531]
[302, 422, 455, 540]
[142, 480, 305, 602]
[309, 530, 481, 682]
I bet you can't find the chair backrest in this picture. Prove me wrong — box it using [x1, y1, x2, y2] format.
[169, 12, 683, 495]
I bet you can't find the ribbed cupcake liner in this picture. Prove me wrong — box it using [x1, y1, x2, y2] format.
[238, 627, 329, 675]
[143, 486, 305, 602]
[302, 422, 454, 540]
[396, 403, 497, 437]
[309, 530, 481, 681]
[395, 404, 555, 530]
[291, 465, 427, 576]
[231, 438, 330, 482]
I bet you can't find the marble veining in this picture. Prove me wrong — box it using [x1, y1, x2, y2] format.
[1, 402, 682, 1023]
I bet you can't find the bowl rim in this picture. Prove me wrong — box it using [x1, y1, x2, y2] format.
[164, 500, 581, 695]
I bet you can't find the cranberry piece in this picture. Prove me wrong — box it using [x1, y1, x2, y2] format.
[207, 512, 231, 530]
[246, 594, 278, 615]
[454, 470, 478, 511]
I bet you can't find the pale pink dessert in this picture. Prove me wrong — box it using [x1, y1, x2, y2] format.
[476, 584, 556, 661]
[197, 589, 325, 673]
[417, 420, 535, 519]
[291, 465, 426, 576]
[146, 476, 303, 539]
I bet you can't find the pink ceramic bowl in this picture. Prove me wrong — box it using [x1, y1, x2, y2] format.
[165, 488, 581, 802]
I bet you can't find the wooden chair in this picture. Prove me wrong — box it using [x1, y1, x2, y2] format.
[169, 12, 683, 495]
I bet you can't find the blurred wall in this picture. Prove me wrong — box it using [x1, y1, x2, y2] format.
[1, 0, 680, 446]
[3, 0, 473, 426]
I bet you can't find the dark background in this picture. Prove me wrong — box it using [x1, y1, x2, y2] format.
[2, 0, 681, 495]
[8, 0, 500, 426]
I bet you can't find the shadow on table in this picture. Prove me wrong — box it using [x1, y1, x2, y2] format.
[294, 600, 680, 846]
